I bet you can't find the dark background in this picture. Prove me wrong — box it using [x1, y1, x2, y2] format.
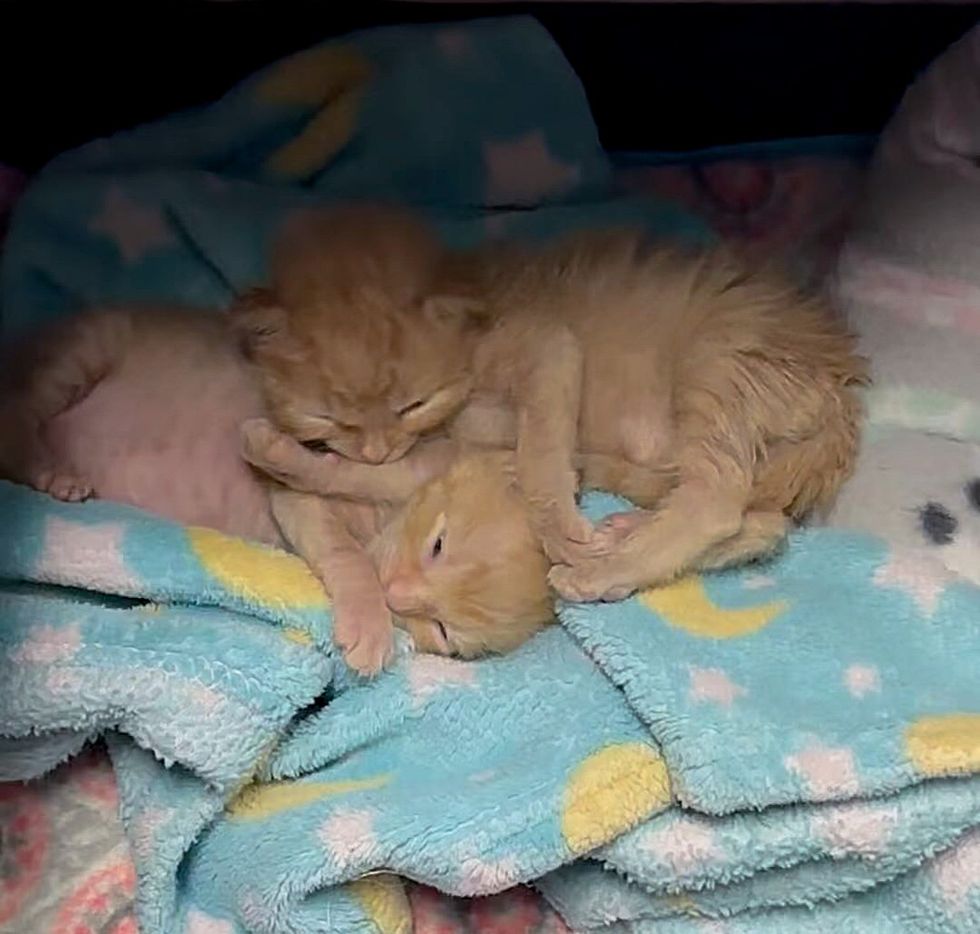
[3, 2, 979, 171]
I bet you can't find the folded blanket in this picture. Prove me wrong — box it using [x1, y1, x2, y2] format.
[4, 482, 980, 933]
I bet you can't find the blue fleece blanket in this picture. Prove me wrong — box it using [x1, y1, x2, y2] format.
[3, 16, 980, 934]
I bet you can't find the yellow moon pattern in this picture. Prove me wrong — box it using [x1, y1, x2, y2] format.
[348, 874, 412, 934]
[228, 774, 390, 821]
[905, 713, 980, 776]
[561, 742, 671, 855]
[188, 526, 329, 611]
[639, 576, 787, 639]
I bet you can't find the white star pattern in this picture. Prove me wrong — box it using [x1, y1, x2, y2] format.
[90, 186, 174, 263]
[688, 667, 747, 709]
[811, 802, 897, 857]
[930, 828, 980, 915]
[318, 809, 379, 872]
[638, 818, 724, 875]
[406, 654, 478, 708]
[10, 622, 81, 665]
[873, 547, 957, 617]
[483, 130, 581, 207]
[37, 517, 141, 594]
[784, 743, 860, 799]
[844, 664, 881, 699]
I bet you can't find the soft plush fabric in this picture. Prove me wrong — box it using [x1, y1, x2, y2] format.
[0, 15, 707, 333]
[826, 24, 980, 588]
[3, 479, 980, 932]
[3, 15, 980, 934]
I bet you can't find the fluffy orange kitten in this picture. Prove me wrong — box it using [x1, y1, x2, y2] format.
[229, 204, 492, 671]
[241, 423, 673, 657]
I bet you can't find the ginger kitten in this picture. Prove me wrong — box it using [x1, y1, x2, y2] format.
[232, 204, 484, 464]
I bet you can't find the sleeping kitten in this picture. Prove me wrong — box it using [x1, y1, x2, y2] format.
[250, 229, 868, 614]
[442, 232, 869, 602]
[241, 421, 675, 657]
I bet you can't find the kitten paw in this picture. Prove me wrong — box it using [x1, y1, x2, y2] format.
[33, 468, 93, 502]
[241, 418, 293, 469]
[548, 559, 638, 603]
[539, 511, 599, 564]
[590, 511, 647, 553]
[333, 593, 395, 676]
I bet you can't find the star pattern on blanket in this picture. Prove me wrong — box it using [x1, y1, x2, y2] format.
[36, 516, 141, 594]
[406, 654, 479, 708]
[688, 667, 747, 709]
[185, 908, 235, 934]
[637, 818, 724, 875]
[810, 802, 897, 858]
[318, 809, 379, 872]
[90, 187, 174, 264]
[929, 828, 980, 916]
[483, 130, 581, 207]
[873, 547, 958, 616]
[10, 622, 81, 665]
[784, 743, 860, 800]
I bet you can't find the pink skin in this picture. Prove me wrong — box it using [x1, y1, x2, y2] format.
[40, 343, 281, 545]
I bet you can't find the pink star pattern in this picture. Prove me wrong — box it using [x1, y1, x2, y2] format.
[638, 818, 724, 875]
[688, 667, 747, 709]
[784, 743, 860, 800]
[406, 655, 478, 708]
[844, 663, 881, 699]
[37, 517, 141, 594]
[11, 622, 81, 665]
[318, 809, 379, 872]
[484, 131, 580, 207]
[811, 802, 897, 857]
[930, 827, 980, 915]
[873, 547, 957, 617]
[90, 187, 174, 263]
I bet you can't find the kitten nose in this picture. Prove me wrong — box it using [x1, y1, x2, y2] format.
[360, 437, 391, 464]
[383, 575, 423, 614]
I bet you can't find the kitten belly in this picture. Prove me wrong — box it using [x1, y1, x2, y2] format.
[45, 354, 281, 546]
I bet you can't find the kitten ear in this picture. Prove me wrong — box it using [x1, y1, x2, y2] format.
[421, 294, 489, 329]
[229, 288, 301, 358]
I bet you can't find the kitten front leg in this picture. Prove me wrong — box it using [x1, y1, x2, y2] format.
[270, 488, 394, 675]
[242, 418, 456, 503]
[513, 324, 595, 563]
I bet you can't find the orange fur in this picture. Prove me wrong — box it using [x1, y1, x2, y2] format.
[231, 204, 484, 465]
[243, 211, 868, 655]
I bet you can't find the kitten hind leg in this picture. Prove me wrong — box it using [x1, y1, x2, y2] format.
[1, 309, 132, 500]
[696, 511, 789, 571]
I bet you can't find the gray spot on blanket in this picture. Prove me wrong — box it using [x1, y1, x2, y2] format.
[919, 501, 958, 546]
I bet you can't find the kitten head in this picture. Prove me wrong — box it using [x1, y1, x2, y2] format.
[231, 204, 486, 463]
[372, 453, 555, 658]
